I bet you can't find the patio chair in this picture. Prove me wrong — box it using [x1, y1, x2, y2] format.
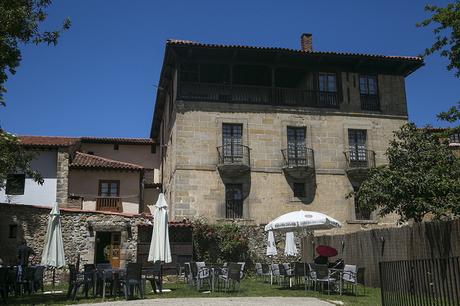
[0, 267, 8, 303]
[261, 264, 270, 282]
[184, 262, 194, 287]
[293, 262, 305, 287]
[68, 264, 96, 300]
[270, 263, 281, 285]
[237, 261, 246, 279]
[279, 264, 295, 287]
[217, 263, 242, 292]
[255, 263, 263, 280]
[194, 262, 211, 290]
[33, 266, 45, 293]
[311, 264, 339, 294]
[96, 263, 114, 298]
[304, 263, 315, 290]
[120, 263, 144, 300]
[145, 261, 163, 294]
[341, 264, 356, 294]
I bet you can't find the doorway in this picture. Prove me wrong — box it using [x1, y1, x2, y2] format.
[95, 231, 121, 268]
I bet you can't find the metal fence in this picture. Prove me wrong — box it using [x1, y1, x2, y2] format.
[379, 257, 460, 306]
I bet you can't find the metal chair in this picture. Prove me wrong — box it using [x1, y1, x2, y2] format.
[120, 263, 144, 300]
[270, 263, 280, 285]
[311, 264, 338, 294]
[217, 263, 242, 292]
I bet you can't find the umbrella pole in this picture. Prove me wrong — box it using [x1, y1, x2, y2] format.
[53, 267, 56, 293]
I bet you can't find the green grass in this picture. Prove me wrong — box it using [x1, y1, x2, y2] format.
[5, 277, 381, 306]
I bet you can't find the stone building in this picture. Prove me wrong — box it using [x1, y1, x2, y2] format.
[150, 34, 424, 232]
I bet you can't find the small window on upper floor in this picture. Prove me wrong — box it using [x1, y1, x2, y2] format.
[318, 73, 337, 92]
[449, 132, 460, 146]
[6, 174, 25, 195]
[114, 143, 119, 150]
[9, 224, 18, 239]
[293, 183, 306, 198]
[359, 75, 380, 111]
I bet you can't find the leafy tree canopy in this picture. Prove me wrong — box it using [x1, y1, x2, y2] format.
[353, 123, 460, 223]
[417, 1, 460, 77]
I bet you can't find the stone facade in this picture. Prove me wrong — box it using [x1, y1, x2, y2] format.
[56, 149, 69, 206]
[161, 99, 406, 233]
[0, 203, 150, 282]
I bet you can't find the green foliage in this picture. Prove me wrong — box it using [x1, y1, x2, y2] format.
[0, 131, 43, 189]
[351, 123, 460, 223]
[0, 0, 71, 106]
[417, 1, 460, 77]
[192, 219, 249, 263]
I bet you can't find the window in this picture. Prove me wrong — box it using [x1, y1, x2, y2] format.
[222, 123, 243, 162]
[113, 144, 119, 150]
[6, 174, 25, 195]
[151, 144, 157, 154]
[354, 186, 372, 220]
[225, 184, 243, 219]
[359, 75, 379, 111]
[293, 183, 306, 198]
[287, 127, 306, 166]
[9, 224, 18, 238]
[319, 73, 337, 92]
[348, 129, 367, 165]
[449, 132, 460, 145]
[98, 180, 120, 197]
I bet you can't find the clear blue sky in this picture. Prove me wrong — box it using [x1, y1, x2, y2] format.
[1, 0, 458, 138]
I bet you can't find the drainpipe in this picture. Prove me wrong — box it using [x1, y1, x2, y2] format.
[139, 169, 145, 213]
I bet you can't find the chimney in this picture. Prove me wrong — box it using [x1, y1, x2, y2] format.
[300, 33, 313, 52]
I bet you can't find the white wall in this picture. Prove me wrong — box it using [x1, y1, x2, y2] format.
[0, 150, 58, 206]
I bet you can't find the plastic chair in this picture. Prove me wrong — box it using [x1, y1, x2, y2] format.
[33, 266, 45, 293]
[194, 262, 211, 290]
[217, 263, 242, 292]
[120, 263, 144, 300]
[96, 263, 114, 299]
[270, 264, 280, 285]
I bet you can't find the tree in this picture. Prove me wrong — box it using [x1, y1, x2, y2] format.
[417, 1, 460, 77]
[0, 131, 43, 189]
[352, 123, 460, 223]
[0, 0, 70, 189]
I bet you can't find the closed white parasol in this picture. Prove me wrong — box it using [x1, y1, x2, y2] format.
[264, 210, 342, 233]
[148, 193, 172, 263]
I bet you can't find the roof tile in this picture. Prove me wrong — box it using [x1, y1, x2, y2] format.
[71, 152, 143, 171]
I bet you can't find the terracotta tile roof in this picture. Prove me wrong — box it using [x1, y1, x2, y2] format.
[71, 152, 143, 171]
[18, 135, 79, 147]
[80, 137, 155, 145]
[167, 39, 423, 62]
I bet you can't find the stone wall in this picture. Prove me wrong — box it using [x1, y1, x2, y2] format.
[164, 101, 406, 233]
[0, 203, 151, 283]
[56, 149, 69, 206]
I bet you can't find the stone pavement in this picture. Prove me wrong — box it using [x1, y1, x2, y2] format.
[78, 297, 336, 306]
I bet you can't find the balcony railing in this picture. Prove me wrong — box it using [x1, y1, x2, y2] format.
[217, 144, 251, 167]
[360, 95, 380, 111]
[344, 149, 376, 170]
[178, 82, 340, 108]
[225, 200, 243, 219]
[281, 147, 315, 169]
[96, 197, 122, 212]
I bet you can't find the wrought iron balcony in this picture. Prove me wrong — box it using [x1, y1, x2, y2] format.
[217, 144, 251, 175]
[281, 147, 315, 179]
[178, 82, 340, 108]
[344, 149, 376, 184]
[360, 95, 380, 111]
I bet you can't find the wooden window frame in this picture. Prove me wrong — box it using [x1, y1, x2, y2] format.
[318, 72, 337, 93]
[98, 180, 120, 197]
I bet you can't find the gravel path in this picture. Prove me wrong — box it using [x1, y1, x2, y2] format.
[78, 297, 335, 306]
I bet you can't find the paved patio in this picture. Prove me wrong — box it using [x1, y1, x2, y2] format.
[78, 297, 336, 306]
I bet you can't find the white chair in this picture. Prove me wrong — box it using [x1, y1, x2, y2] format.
[270, 264, 280, 285]
[342, 264, 358, 295]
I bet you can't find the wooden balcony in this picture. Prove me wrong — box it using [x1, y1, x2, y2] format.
[96, 197, 122, 213]
[281, 147, 315, 179]
[344, 149, 376, 185]
[217, 144, 251, 176]
[178, 82, 339, 108]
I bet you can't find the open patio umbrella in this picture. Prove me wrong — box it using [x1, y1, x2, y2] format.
[266, 230, 277, 256]
[264, 210, 342, 233]
[316, 245, 338, 257]
[148, 193, 172, 263]
[284, 232, 298, 256]
[41, 201, 66, 290]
